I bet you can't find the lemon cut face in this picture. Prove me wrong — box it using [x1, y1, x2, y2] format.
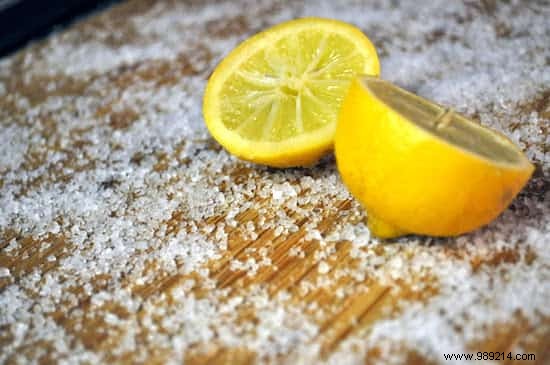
[335, 76, 534, 238]
[203, 18, 380, 167]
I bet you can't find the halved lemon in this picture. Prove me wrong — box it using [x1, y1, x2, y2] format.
[335, 76, 534, 238]
[203, 18, 380, 167]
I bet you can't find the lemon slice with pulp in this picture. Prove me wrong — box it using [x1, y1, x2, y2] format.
[335, 76, 534, 238]
[203, 18, 380, 167]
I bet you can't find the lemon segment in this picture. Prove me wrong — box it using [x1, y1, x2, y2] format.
[203, 18, 380, 167]
[335, 76, 534, 238]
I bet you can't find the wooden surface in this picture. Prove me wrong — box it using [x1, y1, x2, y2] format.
[0, 1, 549, 364]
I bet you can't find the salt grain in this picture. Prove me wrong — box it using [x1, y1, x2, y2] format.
[0, 267, 11, 278]
[318, 261, 330, 275]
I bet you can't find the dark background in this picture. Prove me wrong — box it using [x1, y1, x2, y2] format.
[0, 0, 118, 57]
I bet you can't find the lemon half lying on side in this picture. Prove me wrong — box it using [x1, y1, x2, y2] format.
[203, 18, 379, 167]
[335, 76, 534, 238]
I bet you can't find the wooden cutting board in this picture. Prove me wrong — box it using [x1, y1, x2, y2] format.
[1, 1, 549, 364]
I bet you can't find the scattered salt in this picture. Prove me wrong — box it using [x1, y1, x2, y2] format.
[0, 1, 548, 364]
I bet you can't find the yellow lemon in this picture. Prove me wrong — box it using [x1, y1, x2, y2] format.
[335, 76, 534, 238]
[203, 18, 379, 167]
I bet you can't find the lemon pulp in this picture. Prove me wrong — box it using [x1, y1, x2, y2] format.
[365, 78, 527, 166]
[203, 18, 380, 167]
